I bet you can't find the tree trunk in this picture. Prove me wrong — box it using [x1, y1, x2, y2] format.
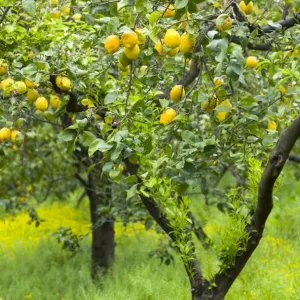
[86, 171, 115, 278]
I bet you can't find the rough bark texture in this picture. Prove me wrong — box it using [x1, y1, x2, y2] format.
[86, 170, 115, 277]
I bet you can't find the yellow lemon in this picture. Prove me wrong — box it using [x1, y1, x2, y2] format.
[124, 44, 140, 60]
[51, 10, 61, 18]
[104, 35, 121, 53]
[35, 97, 48, 112]
[213, 77, 224, 87]
[246, 56, 259, 68]
[216, 14, 232, 31]
[55, 76, 71, 91]
[216, 99, 232, 122]
[217, 111, 227, 122]
[0, 78, 14, 94]
[11, 130, 20, 142]
[81, 98, 95, 108]
[25, 78, 36, 88]
[0, 127, 11, 141]
[239, 1, 254, 15]
[121, 31, 139, 48]
[72, 13, 82, 21]
[50, 95, 62, 108]
[27, 89, 39, 101]
[61, 6, 70, 14]
[135, 28, 146, 45]
[164, 29, 181, 49]
[201, 97, 218, 112]
[268, 120, 277, 130]
[160, 108, 176, 125]
[180, 33, 195, 54]
[162, 4, 175, 18]
[155, 39, 167, 55]
[170, 85, 185, 102]
[14, 81, 27, 94]
[167, 47, 179, 57]
[0, 62, 7, 75]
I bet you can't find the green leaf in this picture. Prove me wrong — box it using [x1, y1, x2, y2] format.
[58, 129, 76, 142]
[104, 92, 118, 104]
[22, 0, 36, 17]
[88, 139, 113, 156]
[175, 0, 188, 10]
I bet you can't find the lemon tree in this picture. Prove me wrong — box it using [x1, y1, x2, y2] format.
[1, 0, 300, 299]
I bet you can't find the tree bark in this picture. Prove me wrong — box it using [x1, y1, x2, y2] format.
[85, 170, 115, 277]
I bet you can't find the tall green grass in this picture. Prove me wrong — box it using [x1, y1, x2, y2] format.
[0, 166, 300, 299]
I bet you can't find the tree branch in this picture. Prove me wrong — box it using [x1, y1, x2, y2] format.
[213, 114, 300, 297]
[288, 153, 300, 163]
[0, 6, 10, 24]
[74, 173, 88, 188]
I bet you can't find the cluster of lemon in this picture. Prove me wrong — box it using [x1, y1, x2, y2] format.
[104, 29, 146, 70]
[155, 29, 195, 57]
[49, 0, 82, 21]
[0, 65, 63, 112]
[0, 127, 21, 143]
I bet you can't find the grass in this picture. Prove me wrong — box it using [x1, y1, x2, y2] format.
[0, 167, 300, 299]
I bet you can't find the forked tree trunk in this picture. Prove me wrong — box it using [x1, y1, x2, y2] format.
[86, 171, 115, 278]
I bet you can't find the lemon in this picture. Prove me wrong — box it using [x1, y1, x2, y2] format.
[35, 97, 48, 112]
[51, 0, 58, 5]
[51, 10, 61, 18]
[155, 39, 167, 55]
[104, 35, 120, 53]
[117, 61, 129, 72]
[124, 44, 140, 60]
[239, 1, 254, 15]
[268, 120, 277, 130]
[119, 53, 131, 67]
[25, 78, 36, 88]
[216, 99, 232, 122]
[164, 29, 181, 49]
[135, 28, 146, 45]
[0, 127, 11, 141]
[56, 76, 71, 91]
[160, 108, 176, 125]
[0, 78, 14, 94]
[118, 164, 125, 172]
[14, 81, 27, 94]
[180, 12, 191, 30]
[201, 97, 218, 112]
[279, 85, 287, 94]
[213, 77, 224, 87]
[72, 13, 82, 21]
[11, 130, 20, 142]
[0, 62, 7, 75]
[121, 31, 139, 48]
[50, 95, 62, 108]
[81, 98, 95, 108]
[167, 47, 179, 57]
[26, 185, 33, 192]
[61, 6, 70, 14]
[27, 89, 39, 101]
[162, 4, 175, 18]
[216, 14, 232, 31]
[246, 56, 259, 68]
[170, 85, 185, 102]
[180, 33, 195, 54]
